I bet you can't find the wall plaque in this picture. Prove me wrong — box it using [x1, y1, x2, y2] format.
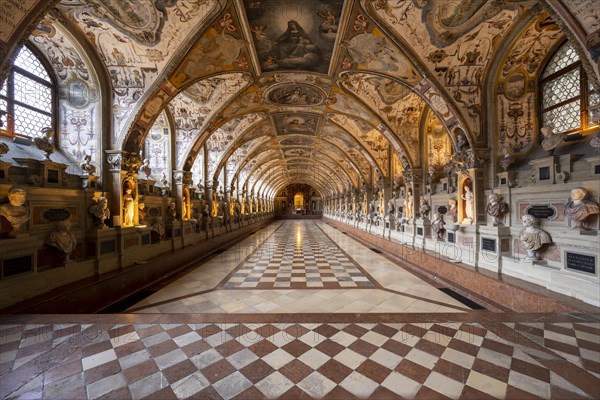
[481, 237, 496, 252]
[174, 228, 181, 237]
[595, 165, 600, 175]
[149, 207, 159, 217]
[526, 205, 556, 219]
[100, 240, 115, 254]
[47, 169, 59, 183]
[565, 252, 596, 275]
[437, 206, 448, 215]
[42, 208, 71, 222]
[417, 227, 423, 236]
[448, 232, 455, 243]
[2, 255, 33, 278]
[141, 233, 150, 245]
[539, 166, 550, 181]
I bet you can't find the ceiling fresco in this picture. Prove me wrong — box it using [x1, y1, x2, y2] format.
[243, 0, 345, 74]
[4, 0, 595, 199]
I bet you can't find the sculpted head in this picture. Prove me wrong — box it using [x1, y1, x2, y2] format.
[98, 197, 108, 209]
[522, 214, 538, 228]
[570, 187, 587, 202]
[7, 187, 26, 206]
[488, 193, 500, 203]
[57, 220, 71, 232]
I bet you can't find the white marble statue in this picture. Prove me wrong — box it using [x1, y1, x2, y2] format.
[519, 214, 552, 261]
[404, 190, 413, 220]
[564, 187, 599, 230]
[89, 196, 110, 229]
[461, 185, 474, 223]
[47, 220, 77, 262]
[0, 187, 29, 236]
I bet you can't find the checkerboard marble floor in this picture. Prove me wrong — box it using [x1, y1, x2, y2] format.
[223, 222, 375, 289]
[127, 221, 469, 314]
[1, 221, 599, 399]
[1, 315, 599, 399]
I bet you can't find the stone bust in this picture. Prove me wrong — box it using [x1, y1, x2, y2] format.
[89, 196, 110, 229]
[486, 193, 509, 225]
[0, 187, 29, 236]
[47, 220, 77, 262]
[564, 187, 599, 230]
[518, 214, 552, 261]
[419, 197, 431, 219]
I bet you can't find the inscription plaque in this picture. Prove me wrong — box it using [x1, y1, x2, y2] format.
[481, 237, 496, 252]
[437, 206, 448, 215]
[141, 233, 150, 245]
[149, 207, 159, 217]
[526, 205, 556, 219]
[595, 165, 600, 175]
[100, 240, 115, 254]
[448, 232, 455, 243]
[565, 252, 596, 275]
[539, 166, 550, 181]
[417, 227, 423, 236]
[2, 255, 33, 278]
[174, 228, 181, 237]
[47, 169, 59, 183]
[42, 208, 71, 222]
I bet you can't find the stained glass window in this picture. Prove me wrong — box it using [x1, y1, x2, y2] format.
[0, 45, 54, 138]
[541, 41, 596, 135]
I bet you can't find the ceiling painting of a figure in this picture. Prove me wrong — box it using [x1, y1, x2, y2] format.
[244, 0, 345, 74]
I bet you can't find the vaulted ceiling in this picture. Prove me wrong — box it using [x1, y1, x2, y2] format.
[3, 0, 598, 198]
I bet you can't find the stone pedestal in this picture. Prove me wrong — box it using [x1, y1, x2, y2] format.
[455, 224, 477, 266]
[166, 220, 184, 251]
[415, 218, 431, 250]
[119, 226, 140, 267]
[477, 225, 512, 273]
[0, 235, 40, 279]
[86, 228, 119, 275]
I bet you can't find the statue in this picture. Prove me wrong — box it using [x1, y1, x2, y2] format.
[139, 158, 151, 178]
[138, 202, 147, 225]
[564, 187, 599, 230]
[89, 196, 110, 229]
[80, 154, 96, 176]
[47, 220, 77, 262]
[540, 125, 562, 152]
[34, 127, 55, 160]
[486, 193, 509, 225]
[0, 187, 29, 236]
[519, 214, 552, 261]
[123, 188, 135, 226]
[404, 189, 413, 220]
[431, 212, 446, 240]
[447, 198, 458, 223]
[151, 218, 165, 239]
[201, 204, 211, 231]
[461, 185, 474, 223]
[419, 197, 431, 219]
[167, 202, 177, 221]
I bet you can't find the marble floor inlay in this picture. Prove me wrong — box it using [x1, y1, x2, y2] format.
[223, 221, 375, 289]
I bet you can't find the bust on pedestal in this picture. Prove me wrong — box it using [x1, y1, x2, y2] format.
[0, 187, 29, 237]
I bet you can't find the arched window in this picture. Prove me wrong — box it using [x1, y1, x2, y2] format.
[540, 41, 599, 135]
[0, 45, 55, 138]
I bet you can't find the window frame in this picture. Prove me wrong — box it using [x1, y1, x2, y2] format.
[1, 43, 57, 139]
[539, 40, 594, 136]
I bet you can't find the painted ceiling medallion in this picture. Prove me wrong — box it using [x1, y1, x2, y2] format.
[244, 0, 345, 74]
[266, 83, 326, 105]
[273, 113, 319, 135]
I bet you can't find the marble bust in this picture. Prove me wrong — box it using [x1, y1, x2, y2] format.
[486, 193, 509, 225]
[518, 214, 552, 261]
[167, 202, 177, 221]
[419, 198, 431, 219]
[564, 187, 599, 230]
[89, 196, 110, 229]
[138, 202, 147, 225]
[431, 211, 445, 240]
[47, 220, 77, 262]
[0, 187, 29, 236]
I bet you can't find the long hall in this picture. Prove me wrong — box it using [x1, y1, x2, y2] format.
[1, 221, 599, 399]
